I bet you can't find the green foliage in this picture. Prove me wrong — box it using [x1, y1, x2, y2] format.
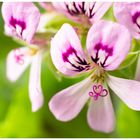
[45, 14, 80, 32]
[117, 102, 140, 138]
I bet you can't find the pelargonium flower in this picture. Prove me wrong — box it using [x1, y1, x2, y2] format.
[49, 22, 140, 133]
[2, 2, 45, 112]
[42, 2, 112, 25]
[7, 46, 45, 112]
[113, 3, 140, 82]
[2, 2, 40, 43]
[113, 2, 140, 39]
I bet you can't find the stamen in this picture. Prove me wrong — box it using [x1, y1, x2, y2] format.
[88, 84, 108, 100]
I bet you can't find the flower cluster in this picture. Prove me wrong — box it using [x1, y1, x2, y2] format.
[2, 2, 140, 133]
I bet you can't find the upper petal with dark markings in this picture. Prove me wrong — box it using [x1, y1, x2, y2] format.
[51, 23, 91, 76]
[86, 20, 131, 71]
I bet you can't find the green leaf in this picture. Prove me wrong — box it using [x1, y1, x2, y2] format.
[131, 39, 140, 52]
[117, 102, 140, 138]
[118, 51, 139, 70]
[0, 82, 47, 138]
[45, 14, 79, 31]
[103, 5, 116, 21]
[43, 52, 63, 82]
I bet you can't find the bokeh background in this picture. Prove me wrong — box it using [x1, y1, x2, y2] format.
[0, 2, 140, 138]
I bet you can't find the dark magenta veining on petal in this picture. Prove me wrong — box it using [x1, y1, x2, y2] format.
[91, 42, 113, 67]
[62, 47, 77, 62]
[14, 49, 25, 65]
[62, 46, 90, 72]
[88, 3, 96, 18]
[9, 16, 26, 36]
[65, 2, 85, 16]
[132, 12, 140, 29]
[65, 2, 95, 18]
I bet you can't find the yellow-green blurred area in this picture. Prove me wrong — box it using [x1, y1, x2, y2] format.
[0, 2, 140, 138]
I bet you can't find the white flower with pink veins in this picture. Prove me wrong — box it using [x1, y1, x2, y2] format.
[41, 2, 112, 25]
[2, 2, 46, 112]
[49, 22, 140, 133]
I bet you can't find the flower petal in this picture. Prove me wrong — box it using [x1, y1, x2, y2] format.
[86, 20, 131, 71]
[49, 77, 92, 121]
[29, 51, 44, 112]
[87, 94, 115, 133]
[52, 2, 111, 24]
[2, 2, 40, 43]
[108, 75, 140, 110]
[90, 3, 112, 23]
[39, 2, 55, 12]
[52, 2, 84, 22]
[51, 23, 90, 76]
[113, 3, 140, 39]
[6, 47, 32, 82]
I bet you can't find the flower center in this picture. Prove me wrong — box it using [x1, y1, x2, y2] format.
[14, 47, 38, 65]
[89, 84, 108, 100]
[88, 65, 108, 100]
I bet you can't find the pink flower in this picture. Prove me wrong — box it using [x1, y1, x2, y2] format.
[2, 2, 45, 112]
[114, 2, 140, 39]
[49, 22, 140, 133]
[2, 2, 40, 43]
[42, 2, 112, 24]
[7, 46, 45, 112]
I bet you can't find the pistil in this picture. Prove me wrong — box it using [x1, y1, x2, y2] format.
[89, 84, 108, 101]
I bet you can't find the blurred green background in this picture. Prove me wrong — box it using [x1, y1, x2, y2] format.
[0, 2, 140, 138]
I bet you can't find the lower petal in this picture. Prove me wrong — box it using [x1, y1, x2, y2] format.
[49, 77, 92, 121]
[29, 51, 44, 112]
[87, 94, 115, 133]
[108, 75, 140, 110]
[6, 47, 32, 82]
